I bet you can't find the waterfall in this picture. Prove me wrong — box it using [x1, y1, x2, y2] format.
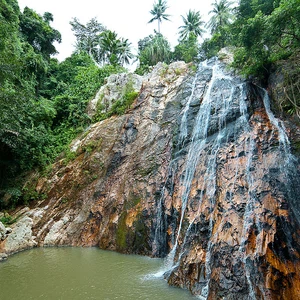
[152, 160, 178, 259]
[262, 89, 300, 223]
[153, 61, 211, 257]
[262, 89, 290, 149]
[154, 59, 249, 289]
[238, 87, 299, 299]
[174, 62, 232, 253]
[153, 58, 300, 298]
[159, 59, 254, 297]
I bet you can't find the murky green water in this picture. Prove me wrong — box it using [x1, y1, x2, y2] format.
[0, 247, 195, 299]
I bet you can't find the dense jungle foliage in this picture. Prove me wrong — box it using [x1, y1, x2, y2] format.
[0, 0, 299, 209]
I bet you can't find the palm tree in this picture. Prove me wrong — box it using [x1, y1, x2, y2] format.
[207, 0, 233, 34]
[137, 34, 171, 68]
[144, 34, 171, 65]
[97, 30, 133, 66]
[97, 30, 118, 65]
[117, 38, 134, 66]
[148, 0, 170, 34]
[70, 17, 106, 61]
[178, 10, 205, 41]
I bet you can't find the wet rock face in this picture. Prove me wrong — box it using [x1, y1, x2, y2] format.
[161, 61, 300, 299]
[1, 59, 300, 299]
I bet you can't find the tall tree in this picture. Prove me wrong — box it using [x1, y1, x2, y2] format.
[0, 0, 22, 152]
[232, 0, 300, 78]
[148, 0, 170, 33]
[97, 30, 119, 65]
[0, 3, 62, 191]
[0, 0, 21, 84]
[238, 0, 280, 19]
[207, 0, 234, 34]
[19, 7, 62, 97]
[20, 7, 61, 59]
[173, 33, 199, 63]
[136, 33, 171, 74]
[71, 19, 132, 67]
[98, 30, 133, 66]
[70, 17, 106, 63]
[117, 38, 134, 66]
[178, 10, 205, 41]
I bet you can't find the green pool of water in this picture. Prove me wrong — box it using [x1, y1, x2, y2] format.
[0, 247, 195, 299]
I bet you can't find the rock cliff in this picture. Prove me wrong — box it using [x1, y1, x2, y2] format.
[1, 58, 299, 299]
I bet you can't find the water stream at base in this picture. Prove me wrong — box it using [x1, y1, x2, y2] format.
[0, 247, 196, 300]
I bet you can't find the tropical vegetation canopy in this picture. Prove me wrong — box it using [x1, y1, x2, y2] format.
[206, 0, 234, 34]
[0, 0, 299, 209]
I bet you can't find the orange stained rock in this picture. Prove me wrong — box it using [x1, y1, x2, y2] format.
[126, 205, 142, 227]
[264, 247, 300, 299]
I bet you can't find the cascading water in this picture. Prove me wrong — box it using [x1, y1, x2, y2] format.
[154, 58, 251, 282]
[174, 61, 235, 253]
[152, 58, 300, 299]
[261, 89, 300, 223]
[152, 61, 212, 262]
[152, 160, 178, 259]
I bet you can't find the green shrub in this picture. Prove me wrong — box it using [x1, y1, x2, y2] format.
[0, 215, 16, 225]
[63, 148, 77, 164]
[93, 78, 139, 122]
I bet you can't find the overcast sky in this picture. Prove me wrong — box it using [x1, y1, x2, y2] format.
[17, 0, 222, 62]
